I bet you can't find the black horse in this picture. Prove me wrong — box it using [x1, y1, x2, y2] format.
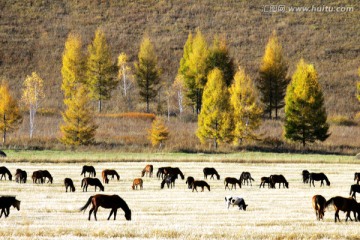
[15, 169, 27, 183]
[0, 166, 12, 181]
[309, 172, 330, 187]
[64, 178, 76, 192]
[203, 167, 220, 180]
[164, 167, 185, 180]
[350, 184, 360, 199]
[81, 177, 104, 192]
[259, 177, 270, 188]
[302, 170, 310, 184]
[81, 165, 96, 177]
[156, 167, 171, 179]
[354, 172, 360, 185]
[161, 174, 177, 189]
[185, 176, 195, 189]
[269, 174, 289, 188]
[240, 172, 254, 186]
[325, 196, 360, 222]
[0, 196, 20, 218]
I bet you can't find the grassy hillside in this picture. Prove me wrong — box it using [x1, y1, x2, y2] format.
[0, 0, 359, 115]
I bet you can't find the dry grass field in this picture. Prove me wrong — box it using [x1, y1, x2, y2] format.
[1, 159, 360, 239]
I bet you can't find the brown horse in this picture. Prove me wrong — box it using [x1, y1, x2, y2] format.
[350, 184, 360, 199]
[309, 172, 330, 187]
[240, 172, 254, 186]
[32, 170, 44, 184]
[0, 166, 12, 181]
[164, 167, 185, 180]
[259, 177, 270, 188]
[0, 196, 20, 218]
[270, 174, 289, 188]
[81, 165, 96, 177]
[224, 177, 241, 190]
[64, 178, 76, 192]
[101, 169, 120, 184]
[132, 178, 143, 190]
[81, 177, 104, 192]
[186, 176, 195, 189]
[192, 180, 210, 192]
[312, 195, 326, 220]
[15, 169, 27, 183]
[80, 194, 131, 221]
[203, 167, 220, 180]
[141, 164, 153, 177]
[325, 196, 360, 222]
[354, 172, 360, 184]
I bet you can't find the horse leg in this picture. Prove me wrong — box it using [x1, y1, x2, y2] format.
[335, 210, 340, 222]
[88, 207, 94, 221]
[108, 209, 113, 220]
[113, 209, 117, 220]
[93, 206, 98, 221]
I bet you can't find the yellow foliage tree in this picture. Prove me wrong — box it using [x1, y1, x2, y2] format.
[60, 86, 97, 146]
[0, 80, 23, 144]
[21, 72, 45, 139]
[229, 67, 263, 144]
[148, 117, 169, 148]
[196, 68, 232, 149]
[117, 52, 134, 110]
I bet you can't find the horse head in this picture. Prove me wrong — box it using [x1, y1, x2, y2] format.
[125, 209, 132, 221]
[13, 199, 20, 211]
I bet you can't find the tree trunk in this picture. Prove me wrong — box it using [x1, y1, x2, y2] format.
[98, 100, 102, 113]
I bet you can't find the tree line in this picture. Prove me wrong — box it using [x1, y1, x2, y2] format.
[0, 29, 359, 149]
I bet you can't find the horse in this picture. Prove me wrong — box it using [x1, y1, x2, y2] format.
[132, 178, 143, 190]
[259, 176, 270, 188]
[269, 174, 289, 188]
[186, 176, 195, 189]
[312, 195, 326, 220]
[164, 167, 185, 180]
[203, 167, 220, 180]
[240, 172, 254, 186]
[101, 169, 120, 184]
[354, 172, 360, 184]
[0, 150, 6, 157]
[192, 180, 210, 192]
[224, 177, 241, 190]
[156, 167, 171, 179]
[15, 169, 27, 183]
[32, 170, 44, 184]
[0, 196, 20, 218]
[81, 177, 104, 192]
[225, 196, 248, 210]
[350, 184, 360, 199]
[141, 164, 153, 177]
[325, 196, 360, 222]
[309, 172, 330, 187]
[302, 170, 310, 184]
[41, 170, 53, 184]
[80, 194, 131, 221]
[161, 174, 177, 189]
[81, 165, 96, 177]
[0, 166, 12, 181]
[64, 178, 76, 192]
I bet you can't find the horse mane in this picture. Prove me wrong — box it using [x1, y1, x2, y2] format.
[177, 168, 185, 180]
[325, 197, 334, 209]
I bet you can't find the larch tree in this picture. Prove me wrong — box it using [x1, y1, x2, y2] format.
[117, 52, 134, 110]
[284, 59, 330, 147]
[87, 29, 118, 112]
[148, 117, 170, 148]
[60, 86, 98, 146]
[196, 68, 232, 149]
[61, 33, 86, 99]
[0, 80, 23, 145]
[21, 72, 45, 139]
[134, 36, 161, 113]
[229, 67, 263, 144]
[257, 31, 289, 119]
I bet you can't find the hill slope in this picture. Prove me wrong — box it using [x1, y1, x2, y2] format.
[0, 0, 359, 115]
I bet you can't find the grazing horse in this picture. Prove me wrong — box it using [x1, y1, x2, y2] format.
[0, 166, 12, 181]
[141, 164, 153, 177]
[81, 165, 96, 177]
[41, 170, 53, 184]
[192, 180, 210, 192]
[240, 172, 254, 186]
[81, 177, 104, 192]
[32, 170, 45, 184]
[64, 178, 76, 192]
[269, 174, 289, 188]
[225, 196, 248, 210]
[132, 178, 143, 190]
[309, 172, 330, 187]
[312, 195, 326, 220]
[101, 169, 120, 184]
[302, 170, 310, 184]
[203, 167, 220, 180]
[325, 196, 360, 222]
[0, 150, 6, 157]
[157, 167, 171, 179]
[259, 177, 270, 188]
[161, 174, 177, 189]
[15, 169, 27, 183]
[164, 167, 185, 180]
[350, 184, 360, 199]
[80, 194, 131, 221]
[186, 176, 195, 189]
[354, 172, 360, 184]
[224, 177, 241, 190]
[0, 196, 20, 218]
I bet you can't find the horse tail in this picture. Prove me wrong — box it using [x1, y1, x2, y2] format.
[350, 185, 353, 196]
[81, 178, 85, 188]
[325, 198, 334, 209]
[93, 170, 96, 177]
[79, 196, 93, 212]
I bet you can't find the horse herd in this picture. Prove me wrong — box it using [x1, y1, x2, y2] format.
[1, 163, 360, 223]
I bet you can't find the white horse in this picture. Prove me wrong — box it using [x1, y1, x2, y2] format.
[225, 196, 248, 210]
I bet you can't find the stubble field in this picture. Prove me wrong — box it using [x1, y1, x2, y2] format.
[1, 158, 360, 239]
